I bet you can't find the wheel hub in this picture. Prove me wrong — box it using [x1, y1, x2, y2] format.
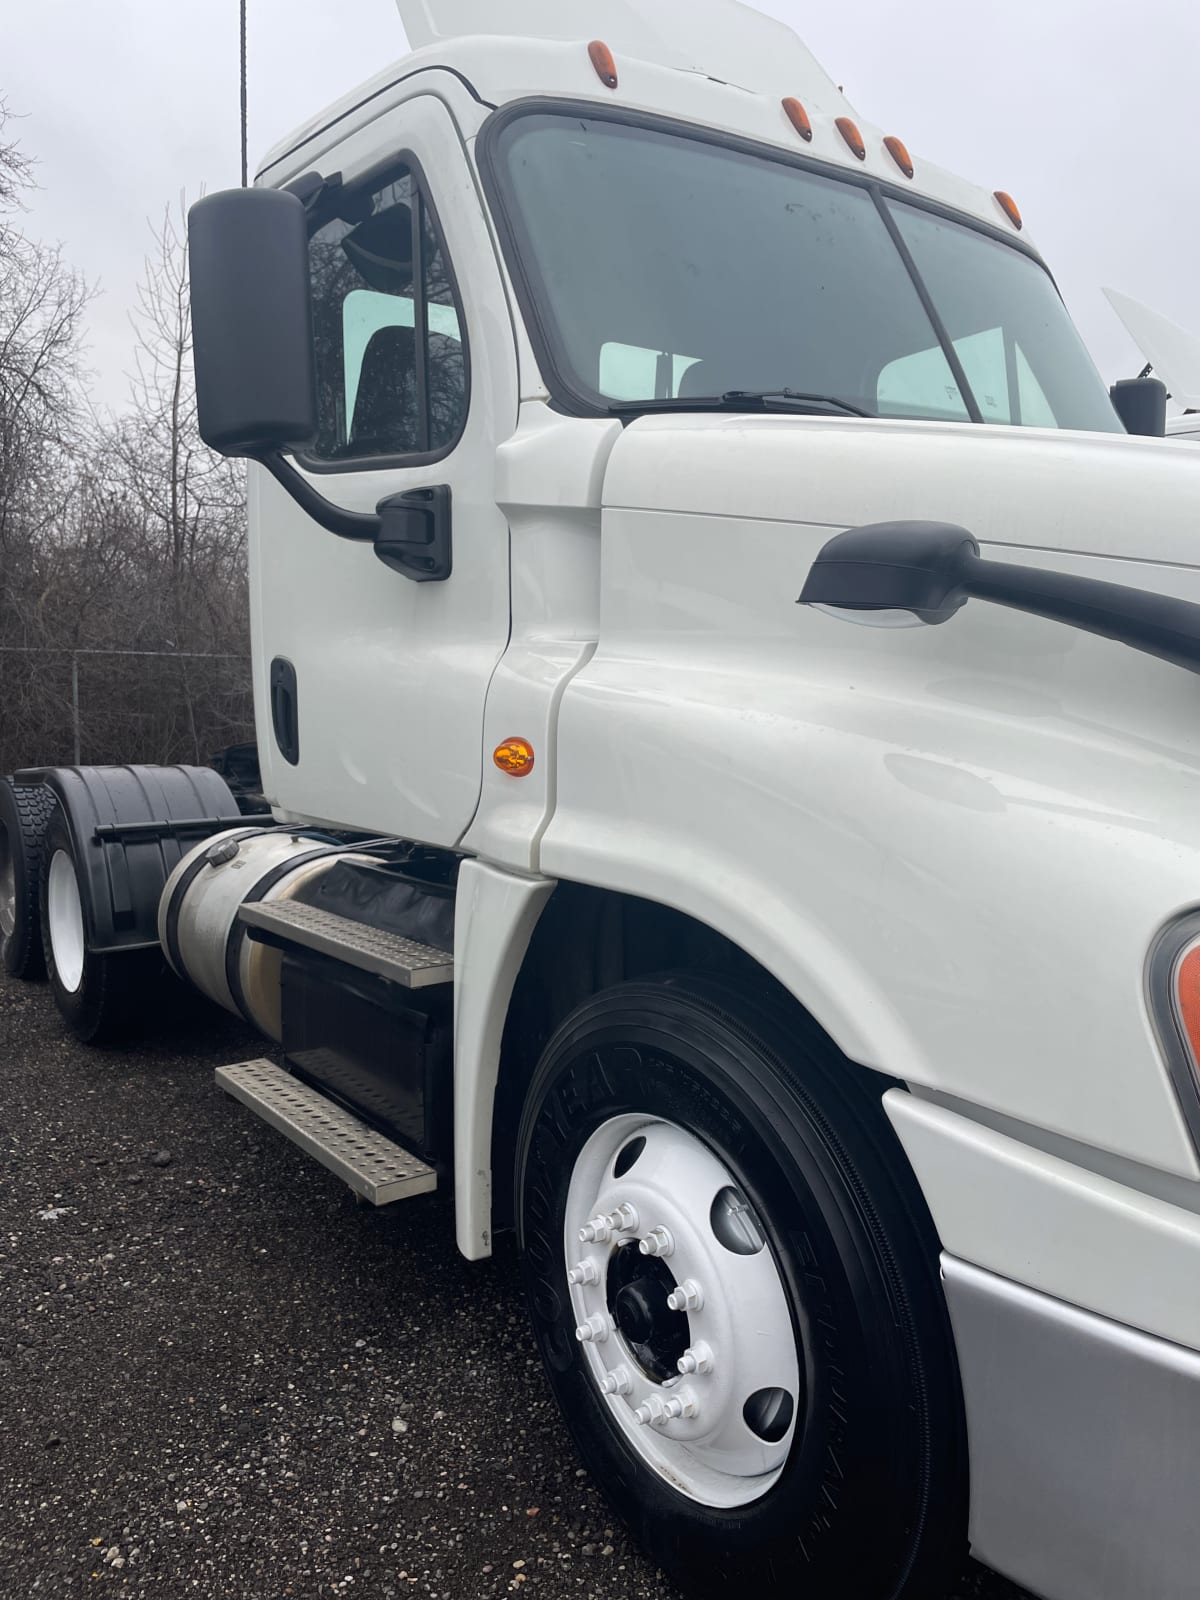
[0, 822, 15, 939]
[47, 848, 85, 993]
[564, 1113, 801, 1509]
[608, 1249, 688, 1382]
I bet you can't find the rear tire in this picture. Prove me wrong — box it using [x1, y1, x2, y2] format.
[515, 974, 965, 1599]
[0, 778, 56, 979]
[39, 805, 161, 1043]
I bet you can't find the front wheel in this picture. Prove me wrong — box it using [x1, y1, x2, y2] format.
[515, 976, 965, 1599]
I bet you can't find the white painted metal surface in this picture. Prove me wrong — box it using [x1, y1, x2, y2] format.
[46, 849, 85, 993]
[453, 859, 554, 1259]
[0, 823, 14, 940]
[565, 1113, 798, 1505]
[395, 0, 849, 111]
[539, 413, 1200, 1177]
[259, 15, 1020, 247]
[1105, 288, 1200, 410]
[886, 1091, 1200, 1352]
[250, 92, 517, 846]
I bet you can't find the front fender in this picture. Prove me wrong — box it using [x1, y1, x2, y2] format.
[539, 506, 1200, 1180]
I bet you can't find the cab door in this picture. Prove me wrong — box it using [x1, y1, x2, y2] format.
[250, 92, 515, 845]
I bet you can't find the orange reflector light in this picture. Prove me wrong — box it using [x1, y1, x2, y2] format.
[1176, 945, 1200, 1067]
[782, 97, 813, 142]
[994, 190, 1023, 230]
[884, 136, 914, 179]
[494, 738, 536, 778]
[836, 117, 867, 160]
[588, 40, 618, 89]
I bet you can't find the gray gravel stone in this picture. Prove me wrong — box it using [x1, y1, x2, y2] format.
[0, 972, 1033, 1600]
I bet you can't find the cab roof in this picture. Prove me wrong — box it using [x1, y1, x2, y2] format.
[258, 0, 1031, 247]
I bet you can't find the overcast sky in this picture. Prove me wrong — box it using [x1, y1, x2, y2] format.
[6, 0, 1197, 411]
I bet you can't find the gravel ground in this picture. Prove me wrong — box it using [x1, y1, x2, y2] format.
[0, 972, 1035, 1600]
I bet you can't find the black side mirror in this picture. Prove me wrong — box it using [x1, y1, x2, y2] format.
[188, 188, 318, 457]
[799, 520, 1200, 676]
[1110, 376, 1168, 437]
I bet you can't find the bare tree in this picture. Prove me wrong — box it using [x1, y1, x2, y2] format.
[0, 130, 252, 774]
[0, 100, 91, 559]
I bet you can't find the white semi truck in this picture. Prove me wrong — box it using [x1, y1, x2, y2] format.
[2, 4, 1199, 1596]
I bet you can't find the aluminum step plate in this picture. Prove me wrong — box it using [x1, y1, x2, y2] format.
[215, 1058, 437, 1205]
[238, 899, 454, 988]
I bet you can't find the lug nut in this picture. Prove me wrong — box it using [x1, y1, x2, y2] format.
[578, 1215, 612, 1244]
[660, 1390, 699, 1422]
[633, 1397, 668, 1426]
[638, 1226, 674, 1258]
[666, 1279, 703, 1312]
[599, 1366, 632, 1396]
[567, 1260, 599, 1287]
[575, 1314, 610, 1344]
[605, 1203, 640, 1233]
[677, 1342, 714, 1375]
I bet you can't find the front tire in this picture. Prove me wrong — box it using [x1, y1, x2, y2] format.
[0, 778, 56, 980]
[39, 806, 160, 1043]
[515, 975, 965, 1599]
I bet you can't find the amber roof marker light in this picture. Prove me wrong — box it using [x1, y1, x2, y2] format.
[884, 136, 915, 179]
[836, 117, 867, 160]
[994, 190, 1023, 230]
[782, 97, 813, 142]
[588, 40, 619, 89]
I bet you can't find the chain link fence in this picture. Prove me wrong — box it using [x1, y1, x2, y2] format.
[0, 647, 255, 775]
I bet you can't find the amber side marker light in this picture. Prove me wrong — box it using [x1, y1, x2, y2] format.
[836, 117, 867, 160]
[494, 738, 536, 778]
[884, 136, 914, 179]
[782, 97, 813, 142]
[994, 190, 1023, 230]
[1175, 945, 1200, 1074]
[588, 40, 619, 89]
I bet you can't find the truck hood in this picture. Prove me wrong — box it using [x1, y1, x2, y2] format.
[603, 413, 1200, 571]
[1105, 288, 1200, 410]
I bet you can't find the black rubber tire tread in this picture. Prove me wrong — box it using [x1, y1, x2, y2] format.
[38, 804, 164, 1044]
[514, 972, 966, 1600]
[0, 779, 56, 979]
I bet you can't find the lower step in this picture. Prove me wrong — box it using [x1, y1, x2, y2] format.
[215, 1058, 437, 1205]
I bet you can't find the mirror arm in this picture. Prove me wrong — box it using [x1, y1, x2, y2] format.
[800, 520, 1200, 677]
[258, 450, 381, 542]
[964, 552, 1200, 675]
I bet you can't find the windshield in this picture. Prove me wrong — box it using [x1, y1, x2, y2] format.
[488, 111, 1121, 434]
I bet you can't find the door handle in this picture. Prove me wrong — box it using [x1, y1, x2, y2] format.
[270, 657, 300, 765]
[373, 485, 452, 583]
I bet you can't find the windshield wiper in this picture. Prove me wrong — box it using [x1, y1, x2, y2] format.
[608, 389, 875, 419]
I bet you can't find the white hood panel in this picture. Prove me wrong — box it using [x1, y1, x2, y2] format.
[604, 413, 1200, 570]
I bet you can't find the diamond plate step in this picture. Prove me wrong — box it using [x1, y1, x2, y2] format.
[238, 899, 454, 988]
[215, 1058, 437, 1205]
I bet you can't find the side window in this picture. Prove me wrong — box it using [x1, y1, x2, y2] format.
[307, 165, 468, 463]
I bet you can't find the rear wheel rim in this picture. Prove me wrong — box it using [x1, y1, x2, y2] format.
[564, 1113, 800, 1509]
[0, 821, 14, 939]
[47, 849, 85, 992]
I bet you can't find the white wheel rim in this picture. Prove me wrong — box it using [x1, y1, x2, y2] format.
[564, 1114, 800, 1508]
[0, 821, 14, 939]
[47, 849, 85, 993]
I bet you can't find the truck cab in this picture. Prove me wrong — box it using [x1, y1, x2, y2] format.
[11, 5, 1200, 1599]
